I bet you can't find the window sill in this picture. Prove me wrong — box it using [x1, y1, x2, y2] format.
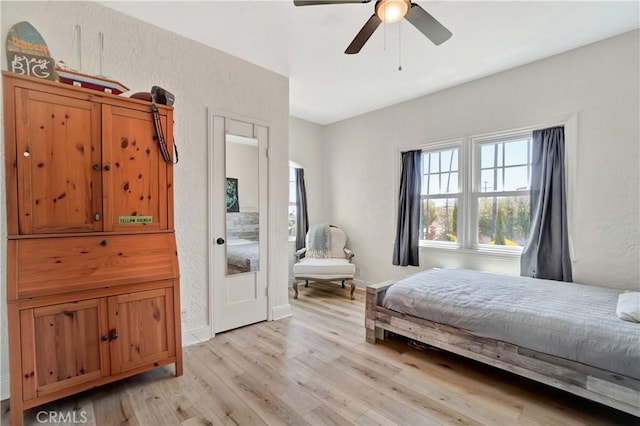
[419, 243, 523, 259]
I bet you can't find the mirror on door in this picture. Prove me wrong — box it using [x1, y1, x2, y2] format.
[225, 134, 260, 275]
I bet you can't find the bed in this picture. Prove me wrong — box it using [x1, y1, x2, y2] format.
[226, 238, 259, 274]
[365, 269, 640, 416]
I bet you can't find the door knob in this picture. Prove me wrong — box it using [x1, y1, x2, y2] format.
[216, 238, 225, 245]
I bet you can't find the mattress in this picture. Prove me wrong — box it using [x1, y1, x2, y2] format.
[382, 268, 640, 380]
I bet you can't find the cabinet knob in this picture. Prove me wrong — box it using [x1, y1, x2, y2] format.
[104, 164, 111, 171]
[23, 151, 30, 158]
[101, 335, 109, 342]
[94, 213, 101, 221]
[93, 164, 101, 171]
[109, 329, 119, 341]
[100, 240, 108, 246]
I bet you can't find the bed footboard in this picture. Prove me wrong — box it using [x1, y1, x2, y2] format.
[365, 280, 395, 344]
[364, 281, 640, 417]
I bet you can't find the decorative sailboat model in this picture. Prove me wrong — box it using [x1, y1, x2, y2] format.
[56, 27, 129, 94]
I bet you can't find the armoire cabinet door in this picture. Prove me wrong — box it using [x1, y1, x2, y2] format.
[14, 88, 102, 234]
[20, 299, 110, 400]
[108, 287, 176, 374]
[101, 106, 169, 232]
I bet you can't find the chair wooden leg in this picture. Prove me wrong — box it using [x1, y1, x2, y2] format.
[341, 280, 345, 288]
[305, 280, 309, 288]
[349, 280, 356, 300]
[293, 281, 298, 299]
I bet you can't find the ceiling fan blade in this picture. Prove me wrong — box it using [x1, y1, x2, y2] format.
[345, 14, 382, 54]
[405, 3, 452, 46]
[293, 0, 371, 5]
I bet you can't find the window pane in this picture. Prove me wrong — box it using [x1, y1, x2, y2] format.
[421, 198, 458, 242]
[481, 144, 493, 169]
[504, 166, 529, 191]
[288, 205, 297, 237]
[289, 182, 297, 203]
[480, 143, 504, 169]
[422, 147, 459, 196]
[441, 150, 452, 172]
[476, 196, 530, 246]
[428, 174, 440, 195]
[451, 149, 459, 171]
[440, 172, 458, 194]
[428, 152, 440, 173]
[481, 169, 504, 192]
[504, 140, 529, 166]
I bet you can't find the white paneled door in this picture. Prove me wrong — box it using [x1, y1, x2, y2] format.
[211, 116, 268, 333]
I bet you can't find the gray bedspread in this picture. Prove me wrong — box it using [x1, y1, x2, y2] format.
[227, 240, 259, 272]
[382, 269, 640, 379]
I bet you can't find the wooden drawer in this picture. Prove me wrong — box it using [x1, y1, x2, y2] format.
[7, 233, 179, 300]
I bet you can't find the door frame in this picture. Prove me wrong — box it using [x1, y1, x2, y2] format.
[207, 109, 271, 338]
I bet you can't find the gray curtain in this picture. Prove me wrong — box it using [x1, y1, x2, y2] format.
[393, 150, 422, 266]
[521, 126, 572, 281]
[295, 168, 309, 251]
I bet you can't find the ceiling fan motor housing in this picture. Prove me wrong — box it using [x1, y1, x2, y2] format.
[375, 0, 411, 23]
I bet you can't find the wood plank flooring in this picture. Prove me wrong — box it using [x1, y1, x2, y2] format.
[2, 282, 638, 425]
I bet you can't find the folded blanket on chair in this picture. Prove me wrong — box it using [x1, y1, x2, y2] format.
[307, 224, 330, 259]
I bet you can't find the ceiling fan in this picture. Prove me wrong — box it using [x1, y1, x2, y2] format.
[293, 0, 452, 54]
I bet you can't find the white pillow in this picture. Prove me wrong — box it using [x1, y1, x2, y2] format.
[616, 291, 640, 323]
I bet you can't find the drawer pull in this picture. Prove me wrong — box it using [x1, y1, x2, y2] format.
[100, 240, 108, 246]
[23, 151, 30, 157]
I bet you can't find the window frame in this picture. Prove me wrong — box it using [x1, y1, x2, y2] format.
[418, 140, 465, 249]
[469, 130, 533, 253]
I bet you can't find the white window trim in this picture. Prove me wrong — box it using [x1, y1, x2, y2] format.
[396, 114, 577, 259]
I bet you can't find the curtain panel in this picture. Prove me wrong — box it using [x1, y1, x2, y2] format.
[295, 168, 309, 251]
[393, 150, 422, 266]
[521, 126, 573, 282]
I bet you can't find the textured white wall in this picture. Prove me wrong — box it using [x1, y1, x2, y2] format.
[288, 117, 327, 283]
[323, 30, 640, 290]
[0, 1, 290, 398]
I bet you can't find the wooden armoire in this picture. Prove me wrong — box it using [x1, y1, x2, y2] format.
[2, 72, 182, 425]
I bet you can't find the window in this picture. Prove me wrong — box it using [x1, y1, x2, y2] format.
[420, 146, 461, 244]
[418, 130, 532, 251]
[289, 165, 297, 238]
[473, 134, 532, 247]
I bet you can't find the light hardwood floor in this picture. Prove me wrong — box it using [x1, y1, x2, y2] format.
[3, 282, 638, 425]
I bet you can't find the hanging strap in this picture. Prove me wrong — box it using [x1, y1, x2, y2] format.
[151, 103, 178, 164]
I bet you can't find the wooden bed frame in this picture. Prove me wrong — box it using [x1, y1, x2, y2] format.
[365, 280, 640, 417]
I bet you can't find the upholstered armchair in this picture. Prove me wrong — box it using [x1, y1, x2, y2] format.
[293, 225, 356, 300]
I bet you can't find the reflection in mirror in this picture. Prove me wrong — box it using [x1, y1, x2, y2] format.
[225, 134, 260, 275]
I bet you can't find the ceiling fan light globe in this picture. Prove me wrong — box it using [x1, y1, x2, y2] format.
[375, 0, 409, 23]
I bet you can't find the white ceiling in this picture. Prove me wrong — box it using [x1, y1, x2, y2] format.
[101, 1, 639, 124]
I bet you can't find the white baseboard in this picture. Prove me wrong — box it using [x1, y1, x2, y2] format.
[182, 326, 212, 347]
[1, 376, 9, 400]
[353, 278, 373, 288]
[271, 303, 292, 320]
